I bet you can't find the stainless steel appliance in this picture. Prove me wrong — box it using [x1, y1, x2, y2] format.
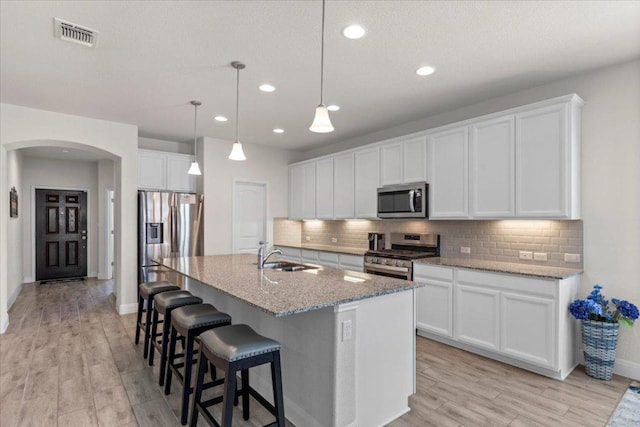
[138, 190, 204, 283]
[368, 232, 386, 251]
[364, 233, 439, 280]
[377, 182, 428, 219]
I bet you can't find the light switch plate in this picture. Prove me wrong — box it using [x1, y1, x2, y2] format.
[533, 252, 547, 261]
[565, 253, 581, 263]
[331, 237, 338, 243]
[460, 247, 471, 254]
[519, 251, 533, 260]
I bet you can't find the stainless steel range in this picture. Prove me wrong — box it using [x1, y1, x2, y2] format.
[364, 233, 440, 280]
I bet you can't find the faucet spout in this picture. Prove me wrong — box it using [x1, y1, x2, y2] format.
[257, 241, 283, 269]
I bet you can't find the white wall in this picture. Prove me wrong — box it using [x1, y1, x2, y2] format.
[6, 150, 23, 307]
[0, 103, 139, 331]
[20, 156, 100, 281]
[138, 136, 192, 155]
[300, 60, 640, 372]
[97, 159, 114, 279]
[199, 137, 296, 255]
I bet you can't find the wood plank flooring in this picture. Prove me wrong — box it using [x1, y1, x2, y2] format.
[0, 278, 632, 426]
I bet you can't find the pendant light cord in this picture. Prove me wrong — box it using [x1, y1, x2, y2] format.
[235, 65, 240, 142]
[193, 103, 198, 158]
[320, 0, 326, 105]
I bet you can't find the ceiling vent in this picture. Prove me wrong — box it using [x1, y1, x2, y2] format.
[54, 18, 99, 48]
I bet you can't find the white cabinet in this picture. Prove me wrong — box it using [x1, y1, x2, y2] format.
[316, 158, 334, 219]
[516, 101, 580, 218]
[289, 162, 316, 219]
[333, 153, 355, 219]
[402, 136, 427, 183]
[470, 116, 515, 217]
[354, 147, 380, 218]
[339, 254, 364, 272]
[414, 264, 453, 337]
[318, 251, 340, 268]
[380, 142, 403, 186]
[138, 149, 195, 192]
[278, 246, 301, 261]
[301, 249, 319, 263]
[454, 283, 501, 351]
[428, 127, 469, 218]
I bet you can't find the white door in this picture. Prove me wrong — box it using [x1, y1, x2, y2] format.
[233, 182, 267, 254]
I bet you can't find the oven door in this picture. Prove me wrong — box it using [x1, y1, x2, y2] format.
[364, 262, 411, 280]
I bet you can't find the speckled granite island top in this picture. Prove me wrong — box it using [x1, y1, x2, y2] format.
[414, 257, 583, 279]
[156, 254, 421, 317]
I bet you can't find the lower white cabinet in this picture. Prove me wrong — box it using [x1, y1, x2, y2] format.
[275, 247, 363, 272]
[339, 254, 364, 272]
[414, 263, 579, 379]
[278, 247, 301, 261]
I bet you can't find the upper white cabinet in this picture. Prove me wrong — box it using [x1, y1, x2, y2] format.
[333, 153, 355, 219]
[138, 149, 195, 192]
[316, 158, 334, 219]
[402, 136, 428, 183]
[428, 127, 469, 218]
[470, 116, 515, 217]
[290, 162, 316, 220]
[380, 142, 403, 186]
[354, 147, 380, 218]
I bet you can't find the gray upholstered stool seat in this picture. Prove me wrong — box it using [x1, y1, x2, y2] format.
[154, 290, 203, 315]
[135, 280, 181, 359]
[165, 303, 232, 425]
[191, 324, 285, 427]
[200, 324, 280, 362]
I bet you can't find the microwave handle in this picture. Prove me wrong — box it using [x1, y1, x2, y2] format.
[409, 190, 415, 212]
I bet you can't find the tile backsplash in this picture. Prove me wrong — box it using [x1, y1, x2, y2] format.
[273, 218, 583, 269]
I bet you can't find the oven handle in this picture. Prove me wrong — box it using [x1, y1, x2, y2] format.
[364, 262, 410, 274]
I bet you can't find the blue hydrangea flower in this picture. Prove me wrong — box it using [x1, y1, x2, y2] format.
[569, 299, 591, 320]
[617, 301, 639, 320]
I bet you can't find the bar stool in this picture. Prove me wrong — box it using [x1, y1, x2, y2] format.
[149, 290, 202, 384]
[190, 324, 285, 427]
[135, 280, 180, 359]
[165, 303, 232, 425]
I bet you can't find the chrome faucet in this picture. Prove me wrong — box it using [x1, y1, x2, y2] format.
[257, 241, 282, 269]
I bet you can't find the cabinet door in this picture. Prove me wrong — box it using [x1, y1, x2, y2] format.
[277, 246, 301, 261]
[166, 154, 195, 192]
[333, 153, 355, 219]
[501, 292, 556, 369]
[339, 254, 364, 272]
[289, 163, 316, 219]
[316, 158, 334, 219]
[380, 142, 403, 186]
[515, 104, 569, 217]
[301, 249, 319, 263]
[403, 136, 427, 183]
[428, 127, 469, 218]
[138, 151, 166, 190]
[318, 251, 340, 268]
[354, 148, 380, 218]
[470, 116, 515, 218]
[455, 284, 500, 350]
[415, 278, 453, 337]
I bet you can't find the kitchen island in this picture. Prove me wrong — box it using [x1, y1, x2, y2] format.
[156, 254, 422, 427]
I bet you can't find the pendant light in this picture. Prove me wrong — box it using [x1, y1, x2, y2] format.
[187, 100, 202, 175]
[229, 61, 247, 161]
[309, 0, 334, 133]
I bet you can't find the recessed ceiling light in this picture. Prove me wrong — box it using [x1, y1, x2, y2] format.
[327, 104, 340, 111]
[416, 66, 436, 76]
[342, 24, 366, 39]
[214, 115, 228, 122]
[259, 84, 276, 92]
[273, 128, 284, 134]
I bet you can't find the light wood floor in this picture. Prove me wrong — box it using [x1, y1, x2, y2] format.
[0, 278, 632, 427]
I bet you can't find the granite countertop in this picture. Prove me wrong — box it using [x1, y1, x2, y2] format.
[156, 254, 420, 317]
[274, 243, 367, 256]
[414, 257, 583, 280]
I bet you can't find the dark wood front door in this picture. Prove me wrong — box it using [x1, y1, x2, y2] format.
[35, 189, 88, 281]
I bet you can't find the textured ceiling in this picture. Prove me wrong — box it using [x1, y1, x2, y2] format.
[1, 1, 639, 152]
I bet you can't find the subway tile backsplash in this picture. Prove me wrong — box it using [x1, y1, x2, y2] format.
[273, 218, 583, 269]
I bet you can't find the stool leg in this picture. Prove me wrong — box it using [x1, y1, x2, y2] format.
[221, 367, 237, 427]
[189, 351, 208, 427]
[135, 295, 143, 345]
[148, 308, 159, 365]
[158, 315, 171, 385]
[165, 325, 178, 395]
[143, 297, 154, 359]
[271, 352, 285, 427]
[180, 333, 195, 425]
[241, 369, 250, 420]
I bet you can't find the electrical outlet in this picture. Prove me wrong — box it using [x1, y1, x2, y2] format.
[565, 253, 581, 263]
[342, 320, 352, 341]
[533, 252, 547, 261]
[331, 237, 338, 243]
[519, 251, 533, 260]
[305, 236, 310, 241]
[460, 247, 471, 254]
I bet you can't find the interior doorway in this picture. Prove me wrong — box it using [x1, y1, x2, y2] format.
[106, 189, 115, 280]
[233, 181, 267, 254]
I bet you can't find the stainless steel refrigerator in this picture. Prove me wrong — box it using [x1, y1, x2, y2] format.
[138, 190, 204, 284]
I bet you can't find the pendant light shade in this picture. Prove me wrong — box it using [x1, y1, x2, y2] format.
[188, 100, 202, 175]
[310, 0, 334, 133]
[229, 61, 247, 161]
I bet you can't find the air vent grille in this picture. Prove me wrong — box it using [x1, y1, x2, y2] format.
[54, 18, 99, 48]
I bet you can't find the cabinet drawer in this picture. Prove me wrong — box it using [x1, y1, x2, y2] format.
[457, 269, 555, 297]
[413, 264, 453, 282]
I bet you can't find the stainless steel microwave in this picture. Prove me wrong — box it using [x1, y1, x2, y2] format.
[377, 182, 428, 218]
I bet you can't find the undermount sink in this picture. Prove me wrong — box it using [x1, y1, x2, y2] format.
[262, 261, 317, 272]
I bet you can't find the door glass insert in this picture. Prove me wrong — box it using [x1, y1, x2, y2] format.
[66, 207, 78, 233]
[47, 207, 59, 233]
[66, 195, 79, 203]
[47, 194, 59, 203]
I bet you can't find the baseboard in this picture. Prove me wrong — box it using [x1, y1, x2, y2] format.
[118, 303, 138, 315]
[88, 271, 98, 278]
[23, 276, 34, 284]
[97, 273, 110, 280]
[8, 282, 24, 309]
[0, 313, 9, 334]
